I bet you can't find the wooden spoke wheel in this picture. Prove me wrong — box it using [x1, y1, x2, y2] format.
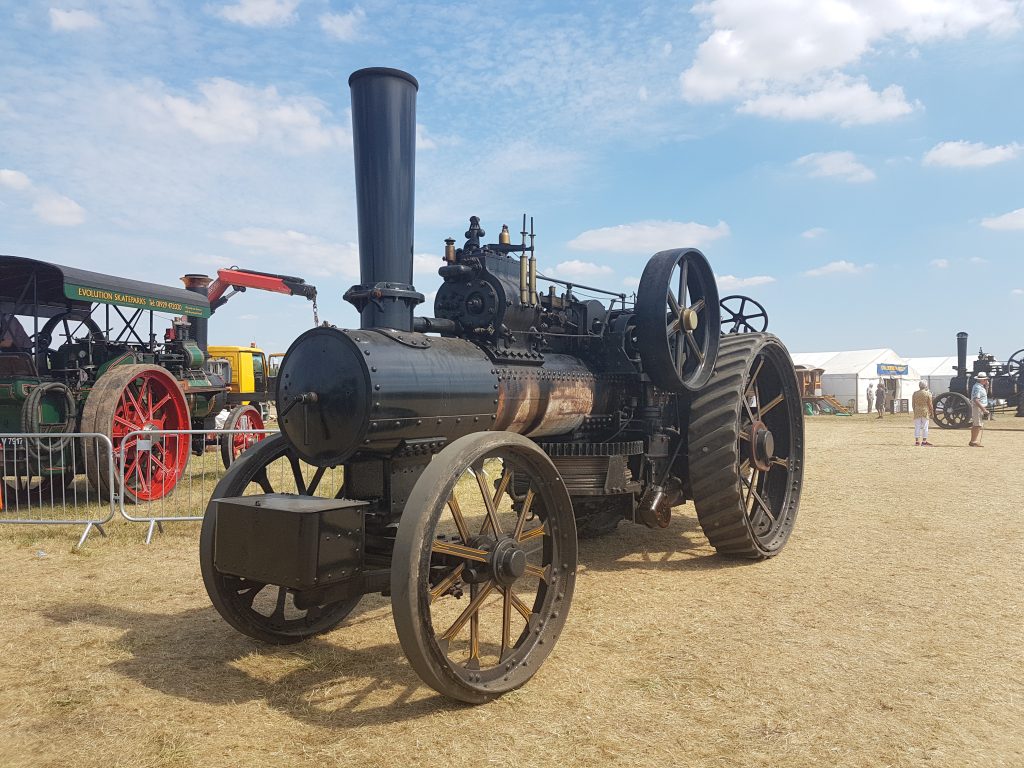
[82, 364, 190, 503]
[636, 248, 720, 392]
[391, 432, 577, 703]
[720, 294, 769, 334]
[219, 404, 267, 469]
[933, 392, 971, 429]
[200, 434, 357, 644]
[688, 333, 804, 558]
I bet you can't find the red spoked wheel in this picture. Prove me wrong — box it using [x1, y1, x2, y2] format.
[83, 364, 191, 503]
[220, 404, 267, 468]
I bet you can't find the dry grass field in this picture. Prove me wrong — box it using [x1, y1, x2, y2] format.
[2, 415, 1022, 768]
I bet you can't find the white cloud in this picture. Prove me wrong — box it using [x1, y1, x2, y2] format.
[139, 78, 346, 152]
[0, 168, 86, 226]
[32, 193, 86, 226]
[1013, 288, 1024, 295]
[551, 260, 614, 280]
[804, 260, 872, 277]
[413, 252, 442, 277]
[568, 220, 730, 254]
[981, 208, 1024, 230]
[795, 151, 875, 183]
[969, 256, 989, 264]
[923, 140, 1022, 167]
[681, 1, 1018, 123]
[319, 7, 365, 41]
[716, 274, 776, 290]
[213, 0, 300, 27]
[0, 169, 33, 191]
[930, 258, 949, 268]
[801, 227, 827, 239]
[739, 76, 917, 125]
[49, 8, 102, 31]
[222, 228, 359, 278]
[238, 314, 259, 321]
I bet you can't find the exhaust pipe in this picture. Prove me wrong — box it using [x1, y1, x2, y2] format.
[956, 331, 968, 374]
[343, 67, 424, 331]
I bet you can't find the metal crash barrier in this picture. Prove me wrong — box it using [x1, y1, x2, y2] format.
[0, 432, 116, 548]
[117, 428, 279, 543]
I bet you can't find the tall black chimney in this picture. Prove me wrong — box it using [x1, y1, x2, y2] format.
[956, 331, 968, 374]
[343, 67, 423, 331]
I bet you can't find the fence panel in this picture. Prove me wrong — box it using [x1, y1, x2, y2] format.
[0, 432, 116, 547]
[117, 428, 280, 542]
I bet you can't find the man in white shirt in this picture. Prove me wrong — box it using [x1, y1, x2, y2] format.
[969, 372, 991, 447]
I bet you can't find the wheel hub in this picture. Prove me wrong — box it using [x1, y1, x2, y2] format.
[490, 537, 527, 587]
[750, 419, 775, 471]
[682, 307, 699, 331]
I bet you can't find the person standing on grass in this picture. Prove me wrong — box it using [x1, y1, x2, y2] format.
[866, 382, 874, 415]
[969, 372, 991, 447]
[912, 381, 934, 446]
[875, 380, 886, 419]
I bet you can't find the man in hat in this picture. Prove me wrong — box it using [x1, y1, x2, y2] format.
[866, 382, 874, 415]
[912, 381, 934, 446]
[969, 372, 991, 447]
[874, 380, 886, 419]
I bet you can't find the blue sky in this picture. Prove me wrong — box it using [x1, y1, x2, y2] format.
[1, 0, 1022, 361]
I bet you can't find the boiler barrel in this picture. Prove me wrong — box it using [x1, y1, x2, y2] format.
[276, 326, 610, 465]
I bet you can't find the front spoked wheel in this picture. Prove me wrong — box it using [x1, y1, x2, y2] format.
[200, 434, 357, 644]
[391, 432, 577, 703]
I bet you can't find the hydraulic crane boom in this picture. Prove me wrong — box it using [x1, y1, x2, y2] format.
[206, 267, 317, 310]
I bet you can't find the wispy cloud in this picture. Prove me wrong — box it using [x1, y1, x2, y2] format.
[0, 168, 86, 226]
[981, 208, 1024, 230]
[136, 78, 347, 151]
[717, 274, 776, 290]
[795, 151, 875, 183]
[930, 258, 949, 268]
[221, 227, 359, 278]
[320, 7, 365, 41]
[740, 76, 917, 126]
[211, 0, 300, 27]
[923, 140, 1021, 167]
[804, 260, 872, 277]
[551, 260, 614, 280]
[49, 8, 102, 31]
[801, 227, 827, 239]
[568, 220, 730, 254]
[1013, 288, 1024, 296]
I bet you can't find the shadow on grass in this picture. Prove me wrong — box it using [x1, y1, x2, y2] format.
[42, 601, 465, 728]
[577, 512, 755, 574]
[36, 511, 758, 725]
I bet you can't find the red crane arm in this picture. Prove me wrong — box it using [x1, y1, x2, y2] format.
[207, 267, 317, 310]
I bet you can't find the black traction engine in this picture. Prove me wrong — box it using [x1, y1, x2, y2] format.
[199, 67, 805, 703]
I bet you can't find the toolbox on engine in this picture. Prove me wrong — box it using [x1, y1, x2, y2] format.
[213, 493, 367, 589]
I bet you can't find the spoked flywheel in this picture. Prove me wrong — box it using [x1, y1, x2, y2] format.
[391, 432, 577, 704]
[720, 294, 769, 334]
[636, 248, 720, 391]
[200, 434, 358, 644]
[687, 333, 804, 558]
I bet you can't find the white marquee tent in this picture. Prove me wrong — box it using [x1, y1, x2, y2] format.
[791, 349, 922, 413]
[906, 356, 959, 395]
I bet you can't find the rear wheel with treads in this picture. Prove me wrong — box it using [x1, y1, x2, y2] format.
[687, 333, 804, 559]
